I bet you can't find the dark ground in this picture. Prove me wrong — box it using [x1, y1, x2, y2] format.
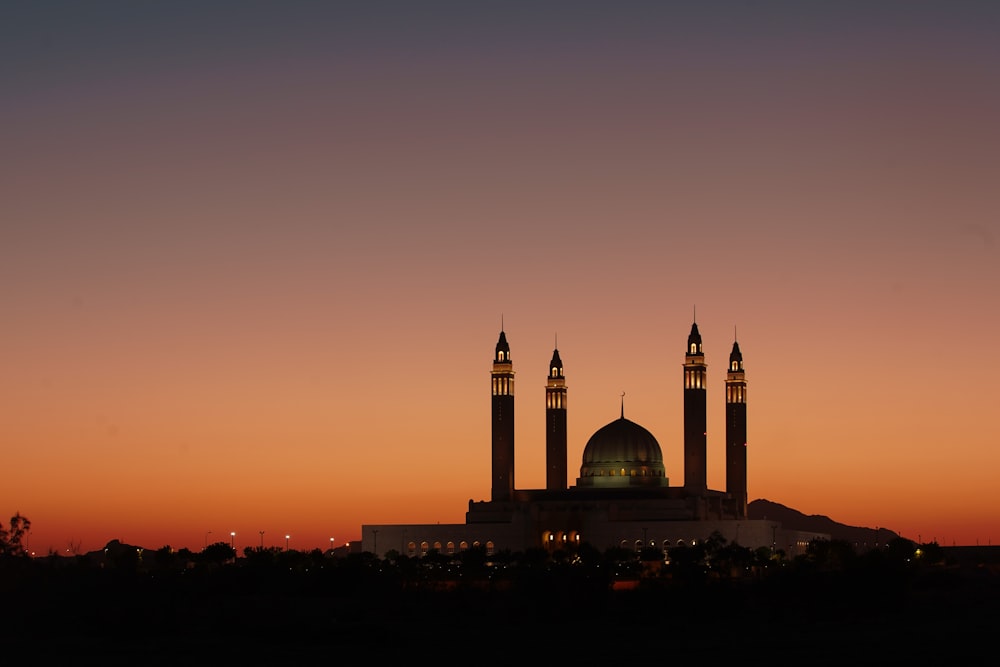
[5, 561, 998, 664]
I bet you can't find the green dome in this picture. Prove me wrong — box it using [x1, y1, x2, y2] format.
[577, 417, 667, 488]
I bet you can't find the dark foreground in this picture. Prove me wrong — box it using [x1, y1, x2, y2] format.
[4, 560, 998, 664]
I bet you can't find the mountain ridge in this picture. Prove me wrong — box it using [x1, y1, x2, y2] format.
[749, 498, 899, 546]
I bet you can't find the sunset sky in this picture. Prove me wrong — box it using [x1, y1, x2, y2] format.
[4, 2, 999, 555]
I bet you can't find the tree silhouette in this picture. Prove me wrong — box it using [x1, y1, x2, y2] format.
[152, 545, 179, 571]
[201, 541, 236, 566]
[0, 513, 31, 557]
[803, 538, 857, 571]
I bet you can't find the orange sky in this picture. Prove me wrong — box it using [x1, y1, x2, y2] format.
[3, 2, 999, 554]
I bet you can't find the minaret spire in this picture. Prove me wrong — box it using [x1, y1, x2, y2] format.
[726, 332, 748, 518]
[491, 328, 515, 502]
[545, 338, 568, 491]
[683, 318, 708, 496]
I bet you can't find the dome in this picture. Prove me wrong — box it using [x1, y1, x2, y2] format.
[576, 417, 668, 488]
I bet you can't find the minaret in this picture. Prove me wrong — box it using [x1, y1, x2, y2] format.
[545, 342, 567, 491]
[683, 320, 708, 493]
[726, 336, 748, 518]
[491, 329, 515, 502]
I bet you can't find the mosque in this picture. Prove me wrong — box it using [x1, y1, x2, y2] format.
[360, 321, 827, 558]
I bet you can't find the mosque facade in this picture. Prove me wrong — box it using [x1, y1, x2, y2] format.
[360, 322, 827, 558]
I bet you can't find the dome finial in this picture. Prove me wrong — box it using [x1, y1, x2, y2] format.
[620, 392, 625, 419]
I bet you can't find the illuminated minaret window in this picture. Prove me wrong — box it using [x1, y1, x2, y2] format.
[726, 337, 748, 518]
[683, 320, 708, 493]
[491, 329, 515, 502]
[545, 343, 567, 491]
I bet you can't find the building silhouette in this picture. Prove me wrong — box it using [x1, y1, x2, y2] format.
[362, 320, 826, 557]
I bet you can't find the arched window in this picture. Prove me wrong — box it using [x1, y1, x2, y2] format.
[446, 541, 455, 554]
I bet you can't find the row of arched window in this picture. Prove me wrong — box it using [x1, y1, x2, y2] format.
[405, 540, 495, 557]
[581, 467, 664, 477]
[539, 535, 697, 551]
[726, 385, 747, 403]
[402, 536, 704, 556]
[684, 368, 706, 389]
[545, 392, 566, 409]
[492, 377, 513, 396]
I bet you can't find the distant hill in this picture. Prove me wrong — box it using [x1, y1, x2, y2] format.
[749, 498, 899, 547]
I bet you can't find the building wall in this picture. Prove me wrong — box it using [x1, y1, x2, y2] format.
[360, 518, 827, 557]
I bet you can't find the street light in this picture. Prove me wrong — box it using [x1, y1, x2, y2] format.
[230, 531, 236, 550]
[329, 537, 335, 553]
[259, 531, 265, 549]
[285, 534, 290, 551]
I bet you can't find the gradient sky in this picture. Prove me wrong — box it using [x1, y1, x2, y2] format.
[3, 1, 999, 555]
